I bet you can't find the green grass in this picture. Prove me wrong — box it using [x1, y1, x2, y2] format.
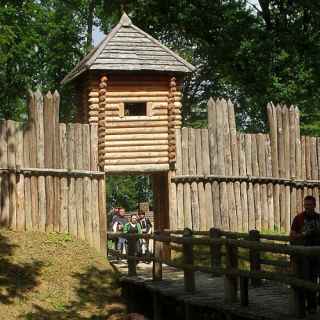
[0, 229, 126, 320]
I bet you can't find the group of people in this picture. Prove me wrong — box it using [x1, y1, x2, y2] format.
[111, 207, 152, 256]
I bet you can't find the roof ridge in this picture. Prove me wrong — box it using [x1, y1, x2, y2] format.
[61, 14, 195, 84]
[130, 24, 195, 72]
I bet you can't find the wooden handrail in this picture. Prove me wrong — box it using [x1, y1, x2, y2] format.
[107, 228, 319, 317]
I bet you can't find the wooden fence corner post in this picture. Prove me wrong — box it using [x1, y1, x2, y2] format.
[183, 228, 195, 293]
[127, 234, 137, 276]
[290, 254, 306, 318]
[224, 236, 238, 303]
[248, 229, 262, 286]
[153, 231, 163, 281]
[209, 228, 222, 269]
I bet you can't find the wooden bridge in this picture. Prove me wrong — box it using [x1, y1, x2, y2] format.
[108, 229, 320, 320]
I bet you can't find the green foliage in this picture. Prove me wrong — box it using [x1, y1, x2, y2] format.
[107, 175, 152, 212]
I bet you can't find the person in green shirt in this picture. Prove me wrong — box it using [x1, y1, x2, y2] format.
[123, 214, 142, 234]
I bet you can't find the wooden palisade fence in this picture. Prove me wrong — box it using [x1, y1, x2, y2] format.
[169, 99, 320, 233]
[0, 91, 106, 253]
[108, 230, 320, 318]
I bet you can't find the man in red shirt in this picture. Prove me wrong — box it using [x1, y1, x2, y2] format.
[290, 195, 320, 314]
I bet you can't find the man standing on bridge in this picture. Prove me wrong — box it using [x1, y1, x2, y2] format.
[290, 195, 320, 314]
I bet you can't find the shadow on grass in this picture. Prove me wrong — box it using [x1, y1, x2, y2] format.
[23, 266, 125, 320]
[0, 232, 43, 305]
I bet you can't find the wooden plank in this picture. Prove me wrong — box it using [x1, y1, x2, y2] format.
[216, 100, 228, 230]
[82, 124, 92, 243]
[15, 122, 25, 231]
[305, 136, 311, 180]
[202, 129, 214, 229]
[90, 124, 99, 171]
[67, 124, 77, 237]
[257, 134, 268, 231]
[207, 98, 217, 174]
[176, 129, 184, 229]
[92, 178, 101, 251]
[295, 108, 302, 213]
[189, 129, 200, 230]
[23, 119, 32, 231]
[168, 170, 177, 230]
[251, 134, 261, 230]
[7, 120, 17, 229]
[182, 128, 192, 228]
[224, 100, 238, 231]
[265, 134, 274, 231]
[282, 106, 291, 232]
[59, 124, 68, 233]
[53, 92, 61, 232]
[239, 134, 248, 232]
[43, 92, 54, 168]
[43, 93, 54, 232]
[311, 137, 319, 212]
[268, 103, 279, 231]
[228, 101, 241, 231]
[0, 121, 8, 226]
[74, 124, 85, 240]
[277, 105, 286, 232]
[245, 134, 255, 231]
[289, 106, 297, 223]
[34, 92, 46, 232]
[195, 129, 206, 230]
[98, 177, 107, 253]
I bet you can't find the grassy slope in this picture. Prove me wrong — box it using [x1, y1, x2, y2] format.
[0, 229, 126, 320]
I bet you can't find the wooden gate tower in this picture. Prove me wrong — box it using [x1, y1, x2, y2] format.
[62, 13, 195, 230]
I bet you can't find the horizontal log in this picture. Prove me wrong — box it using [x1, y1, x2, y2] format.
[105, 145, 168, 152]
[105, 115, 168, 121]
[104, 163, 169, 173]
[106, 120, 168, 128]
[89, 104, 99, 110]
[165, 229, 290, 242]
[105, 151, 168, 159]
[105, 133, 168, 141]
[105, 157, 168, 165]
[88, 97, 100, 103]
[171, 174, 320, 187]
[156, 235, 320, 256]
[89, 91, 99, 97]
[105, 97, 168, 103]
[106, 127, 168, 135]
[104, 139, 168, 147]
[0, 167, 105, 177]
[106, 91, 169, 97]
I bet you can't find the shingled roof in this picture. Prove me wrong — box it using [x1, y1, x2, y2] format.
[62, 13, 195, 84]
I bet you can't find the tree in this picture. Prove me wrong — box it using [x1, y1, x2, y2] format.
[96, 0, 320, 134]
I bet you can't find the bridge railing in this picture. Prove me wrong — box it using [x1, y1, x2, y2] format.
[107, 228, 320, 318]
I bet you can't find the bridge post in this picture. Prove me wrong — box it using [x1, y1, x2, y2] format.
[183, 228, 195, 292]
[209, 228, 222, 269]
[127, 234, 137, 276]
[153, 231, 163, 281]
[248, 229, 261, 286]
[153, 291, 163, 320]
[290, 255, 306, 318]
[224, 237, 238, 303]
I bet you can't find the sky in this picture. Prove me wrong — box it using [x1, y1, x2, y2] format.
[93, 25, 105, 46]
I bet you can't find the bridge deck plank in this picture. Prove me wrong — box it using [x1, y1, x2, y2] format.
[113, 261, 319, 320]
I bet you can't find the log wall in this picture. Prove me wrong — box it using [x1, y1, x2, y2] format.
[0, 91, 106, 253]
[86, 73, 183, 173]
[170, 99, 320, 234]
